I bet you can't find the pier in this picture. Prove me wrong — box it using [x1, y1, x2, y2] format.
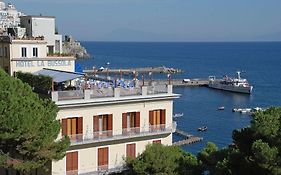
[144, 79, 209, 87]
[173, 129, 203, 146]
[84, 66, 184, 75]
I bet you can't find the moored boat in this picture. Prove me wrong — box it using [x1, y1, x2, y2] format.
[198, 126, 208, 132]
[208, 71, 253, 94]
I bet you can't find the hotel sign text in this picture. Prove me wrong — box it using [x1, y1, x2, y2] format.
[15, 60, 72, 68]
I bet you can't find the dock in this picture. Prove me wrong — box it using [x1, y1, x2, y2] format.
[173, 129, 203, 146]
[144, 79, 209, 87]
[84, 66, 184, 75]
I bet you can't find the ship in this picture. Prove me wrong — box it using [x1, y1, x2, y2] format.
[208, 71, 253, 94]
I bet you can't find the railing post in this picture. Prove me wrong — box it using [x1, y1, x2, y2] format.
[168, 85, 173, 94]
[84, 89, 91, 100]
[142, 86, 147, 96]
[52, 91, 58, 102]
[114, 88, 120, 98]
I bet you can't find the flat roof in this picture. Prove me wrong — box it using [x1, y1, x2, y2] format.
[20, 15, 55, 19]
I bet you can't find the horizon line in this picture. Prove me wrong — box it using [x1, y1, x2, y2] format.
[79, 40, 281, 43]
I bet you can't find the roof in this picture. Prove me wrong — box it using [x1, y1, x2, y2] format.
[33, 68, 85, 83]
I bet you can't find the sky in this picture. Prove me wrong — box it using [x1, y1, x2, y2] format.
[8, 0, 281, 42]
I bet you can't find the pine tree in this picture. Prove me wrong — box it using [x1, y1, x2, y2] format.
[0, 68, 70, 173]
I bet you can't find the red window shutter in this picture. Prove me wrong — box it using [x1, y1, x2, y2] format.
[127, 143, 136, 158]
[108, 114, 113, 131]
[93, 116, 99, 132]
[104, 147, 109, 165]
[77, 117, 83, 134]
[66, 152, 72, 171]
[98, 148, 103, 166]
[98, 147, 109, 166]
[62, 119, 67, 136]
[136, 112, 140, 127]
[160, 109, 166, 125]
[72, 152, 78, 171]
[149, 111, 153, 125]
[122, 113, 127, 129]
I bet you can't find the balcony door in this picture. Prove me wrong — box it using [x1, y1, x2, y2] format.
[126, 143, 136, 158]
[62, 117, 83, 141]
[122, 112, 140, 134]
[66, 151, 78, 175]
[93, 114, 113, 138]
[98, 147, 109, 170]
[149, 109, 166, 131]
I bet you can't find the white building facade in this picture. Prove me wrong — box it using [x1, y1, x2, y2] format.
[0, 1, 24, 32]
[0, 35, 75, 75]
[20, 16, 63, 54]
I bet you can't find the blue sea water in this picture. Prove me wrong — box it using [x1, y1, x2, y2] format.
[77, 42, 281, 154]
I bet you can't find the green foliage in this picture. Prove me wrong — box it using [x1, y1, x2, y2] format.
[126, 144, 199, 175]
[198, 107, 281, 175]
[0, 68, 70, 173]
[15, 71, 52, 91]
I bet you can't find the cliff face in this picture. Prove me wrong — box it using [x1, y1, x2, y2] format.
[62, 35, 91, 59]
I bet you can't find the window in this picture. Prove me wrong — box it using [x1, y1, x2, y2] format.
[66, 152, 78, 175]
[4, 47, 7, 57]
[122, 112, 140, 134]
[33, 47, 38, 57]
[93, 114, 113, 138]
[21, 47, 27, 57]
[98, 147, 109, 170]
[61, 117, 83, 141]
[149, 109, 166, 131]
[153, 140, 161, 144]
[126, 143, 136, 158]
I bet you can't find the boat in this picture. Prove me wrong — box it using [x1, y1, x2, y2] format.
[208, 71, 253, 94]
[218, 106, 225, 110]
[173, 113, 184, 118]
[198, 126, 208, 132]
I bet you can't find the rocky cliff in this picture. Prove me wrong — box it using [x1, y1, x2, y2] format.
[62, 35, 91, 59]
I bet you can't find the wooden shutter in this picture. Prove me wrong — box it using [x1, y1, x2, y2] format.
[66, 152, 72, 171]
[77, 117, 83, 134]
[62, 119, 67, 136]
[108, 114, 113, 131]
[93, 116, 99, 132]
[71, 118, 77, 135]
[149, 111, 153, 125]
[127, 144, 136, 158]
[160, 109, 166, 125]
[66, 152, 78, 171]
[72, 152, 78, 171]
[98, 147, 109, 167]
[122, 113, 127, 129]
[136, 112, 140, 127]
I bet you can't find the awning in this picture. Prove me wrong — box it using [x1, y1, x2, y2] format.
[33, 68, 85, 83]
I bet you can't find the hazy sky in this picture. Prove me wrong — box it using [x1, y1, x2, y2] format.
[10, 0, 281, 42]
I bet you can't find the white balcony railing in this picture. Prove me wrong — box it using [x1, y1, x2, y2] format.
[52, 85, 173, 102]
[68, 122, 177, 146]
[64, 164, 126, 175]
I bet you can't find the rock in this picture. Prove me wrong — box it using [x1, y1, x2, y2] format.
[62, 35, 91, 59]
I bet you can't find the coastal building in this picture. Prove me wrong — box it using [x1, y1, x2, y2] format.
[51, 84, 178, 174]
[0, 35, 75, 75]
[0, 1, 25, 32]
[20, 15, 63, 54]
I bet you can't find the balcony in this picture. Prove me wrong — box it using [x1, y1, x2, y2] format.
[52, 85, 173, 102]
[68, 122, 177, 146]
[64, 164, 126, 175]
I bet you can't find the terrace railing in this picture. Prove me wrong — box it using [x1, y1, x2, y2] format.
[68, 122, 177, 146]
[52, 85, 173, 102]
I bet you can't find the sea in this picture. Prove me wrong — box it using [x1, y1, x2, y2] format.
[77, 42, 281, 154]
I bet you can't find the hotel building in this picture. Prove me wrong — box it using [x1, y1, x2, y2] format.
[0, 35, 75, 76]
[51, 84, 178, 174]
